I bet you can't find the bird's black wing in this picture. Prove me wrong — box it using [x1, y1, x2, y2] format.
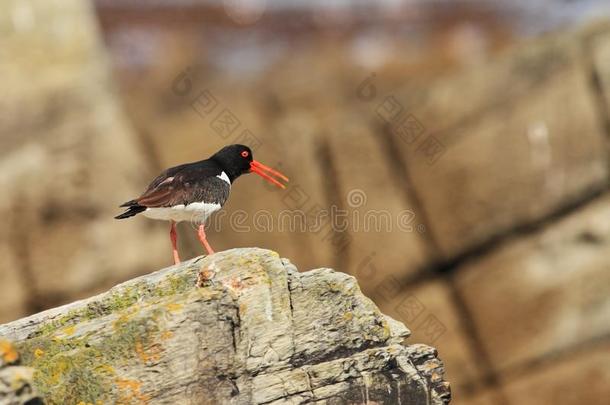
[118, 163, 192, 208]
[115, 160, 230, 219]
[133, 162, 230, 208]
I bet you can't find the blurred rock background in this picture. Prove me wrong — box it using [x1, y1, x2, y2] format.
[1, 0, 610, 404]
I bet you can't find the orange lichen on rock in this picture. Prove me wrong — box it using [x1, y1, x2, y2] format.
[134, 340, 161, 364]
[116, 378, 150, 404]
[0, 339, 19, 365]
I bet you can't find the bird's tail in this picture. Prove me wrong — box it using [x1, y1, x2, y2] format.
[115, 200, 146, 219]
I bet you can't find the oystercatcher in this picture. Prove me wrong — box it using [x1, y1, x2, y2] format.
[115, 144, 288, 264]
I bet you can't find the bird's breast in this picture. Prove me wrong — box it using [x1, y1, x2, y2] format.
[142, 202, 222, 223]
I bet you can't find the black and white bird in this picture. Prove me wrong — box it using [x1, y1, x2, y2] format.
[115, 144, 288, 264]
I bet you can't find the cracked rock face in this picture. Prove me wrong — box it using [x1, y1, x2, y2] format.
[0, 248, 450, 404]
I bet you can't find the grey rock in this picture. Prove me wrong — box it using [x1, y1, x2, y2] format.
[0, 248, 450, 404]
[0, 340, 42, 405]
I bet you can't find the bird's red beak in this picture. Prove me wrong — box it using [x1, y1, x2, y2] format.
[250, 160, 289, 189]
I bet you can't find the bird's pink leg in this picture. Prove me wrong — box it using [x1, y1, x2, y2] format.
[197, 224, 215, 255]
[170, 221, 180, 265]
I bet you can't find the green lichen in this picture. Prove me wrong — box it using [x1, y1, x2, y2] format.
[16, 267, 198, 404]
[18, 336, 108, 403]
[16, 307, 165, 405]
[30, 269, 195, 339]
[159, 273, 194, 298]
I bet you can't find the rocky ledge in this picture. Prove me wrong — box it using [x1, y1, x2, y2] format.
[0, 248, 450, 404]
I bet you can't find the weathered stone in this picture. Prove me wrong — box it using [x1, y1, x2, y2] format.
[374, 279, 484, 396]
[324, 111, 432, 285]
[452, 388, 504, 405]
[0, 366, 41, 405]
[591, 29, 610, 117]
[393, 33, 585, 136]
[456, 195, 610, 373]
[0, 248, 450, 404]
[501, 342, 610, 405]
[393, 33, 608, 258]
[0, 340, 42, 405]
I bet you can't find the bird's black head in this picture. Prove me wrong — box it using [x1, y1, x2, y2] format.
[211, 144, 289, 188]
[211, 144, 253, 182]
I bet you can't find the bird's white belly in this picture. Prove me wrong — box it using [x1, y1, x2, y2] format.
[142, 202, 221, 223]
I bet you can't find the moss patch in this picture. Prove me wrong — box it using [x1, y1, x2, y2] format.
[30, 270, 195, 339]
[16, 303, 173, 404]
[15, 283, 191, 405]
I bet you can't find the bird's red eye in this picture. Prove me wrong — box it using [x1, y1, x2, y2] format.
[241, 151, 249, 158]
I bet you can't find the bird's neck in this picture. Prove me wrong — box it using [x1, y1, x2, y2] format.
[211, 158, 240, 183]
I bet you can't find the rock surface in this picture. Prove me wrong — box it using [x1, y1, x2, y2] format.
[0, 248, 450, 404]
[455, 194, 610, 373]
[0, 340, 42, 405]
[397, 31, 609, 259]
